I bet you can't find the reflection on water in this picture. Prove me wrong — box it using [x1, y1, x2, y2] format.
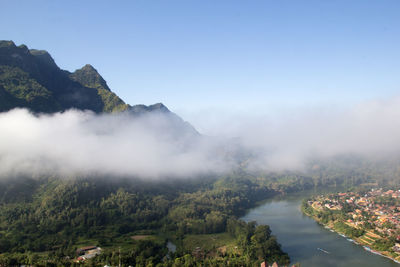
[241, 191, 399, 267]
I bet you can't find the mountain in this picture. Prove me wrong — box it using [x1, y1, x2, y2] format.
[0, 40, 198, 137]
[0, 40, 169, 115]
[69, 63, 129, 112]
[0, 40, 106, 112]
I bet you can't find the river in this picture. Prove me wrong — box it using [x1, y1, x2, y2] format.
[241, 191, 399, 266]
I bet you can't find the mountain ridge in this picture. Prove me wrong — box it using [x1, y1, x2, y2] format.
[0, 40, 175, 116]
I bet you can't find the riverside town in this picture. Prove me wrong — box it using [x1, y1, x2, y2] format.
[302, 188, 400, 264]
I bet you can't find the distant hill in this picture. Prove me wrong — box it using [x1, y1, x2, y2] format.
[0, 40, 198, 134]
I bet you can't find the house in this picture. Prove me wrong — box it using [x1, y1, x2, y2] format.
[393, 243, 400, 253]
[76, 245, 97, 255]
[75, 256, 86, 263]
[75, 246, 102, 262]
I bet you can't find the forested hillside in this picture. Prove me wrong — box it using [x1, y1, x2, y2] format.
[0, 174, 292, 266]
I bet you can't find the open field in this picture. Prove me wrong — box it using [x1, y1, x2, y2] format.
[183, 233, 237, 253]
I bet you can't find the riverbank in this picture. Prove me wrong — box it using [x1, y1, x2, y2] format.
[301, 201, 400, 265]
[242, 193, 400, 266]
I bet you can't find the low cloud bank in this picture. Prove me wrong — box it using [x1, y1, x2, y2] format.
[1, 96, 400, 179]
[228, 97, 400, 171]
[0, 109, 228, 179]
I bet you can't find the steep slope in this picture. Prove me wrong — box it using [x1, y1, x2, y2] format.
[0, 65, 59, 112]
[70, 64, 129, 112]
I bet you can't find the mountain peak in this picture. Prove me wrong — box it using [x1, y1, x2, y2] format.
[71, 64, 110, 91]
[129, 103, 170, 114]
[29, 49, 57, 68]
[0, 41, 30, 56]
[81, 64, 97, 71]
[0, 40, 16, 48]
[149, 103, 170, 112]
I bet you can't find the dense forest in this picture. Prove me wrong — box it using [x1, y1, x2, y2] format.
[0, 172, 290, 266]
[1, 160, 400, 266]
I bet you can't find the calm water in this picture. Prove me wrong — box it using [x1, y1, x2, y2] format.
[241, 192, 400, 267]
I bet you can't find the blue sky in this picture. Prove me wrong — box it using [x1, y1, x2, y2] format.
[1, 0, 400, 128]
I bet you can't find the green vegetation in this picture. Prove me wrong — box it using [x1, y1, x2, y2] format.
[182, 233, 235, 252]
[302, 199, 364, 239]
[373, 238, 395, 251]
[0, 173, 291, 266]
[2, 157, 400, 265]
[0, 41, 130, 113]
[0, 65, 59, 112]
[69, 64, 129, 113]
[96, 88, 129, 112]
[333, 222, 365, 238]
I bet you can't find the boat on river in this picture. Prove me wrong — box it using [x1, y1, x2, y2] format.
[317, 248, 330, 254]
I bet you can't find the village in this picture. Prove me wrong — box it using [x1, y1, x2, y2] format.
[306, 188, 400, 262]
